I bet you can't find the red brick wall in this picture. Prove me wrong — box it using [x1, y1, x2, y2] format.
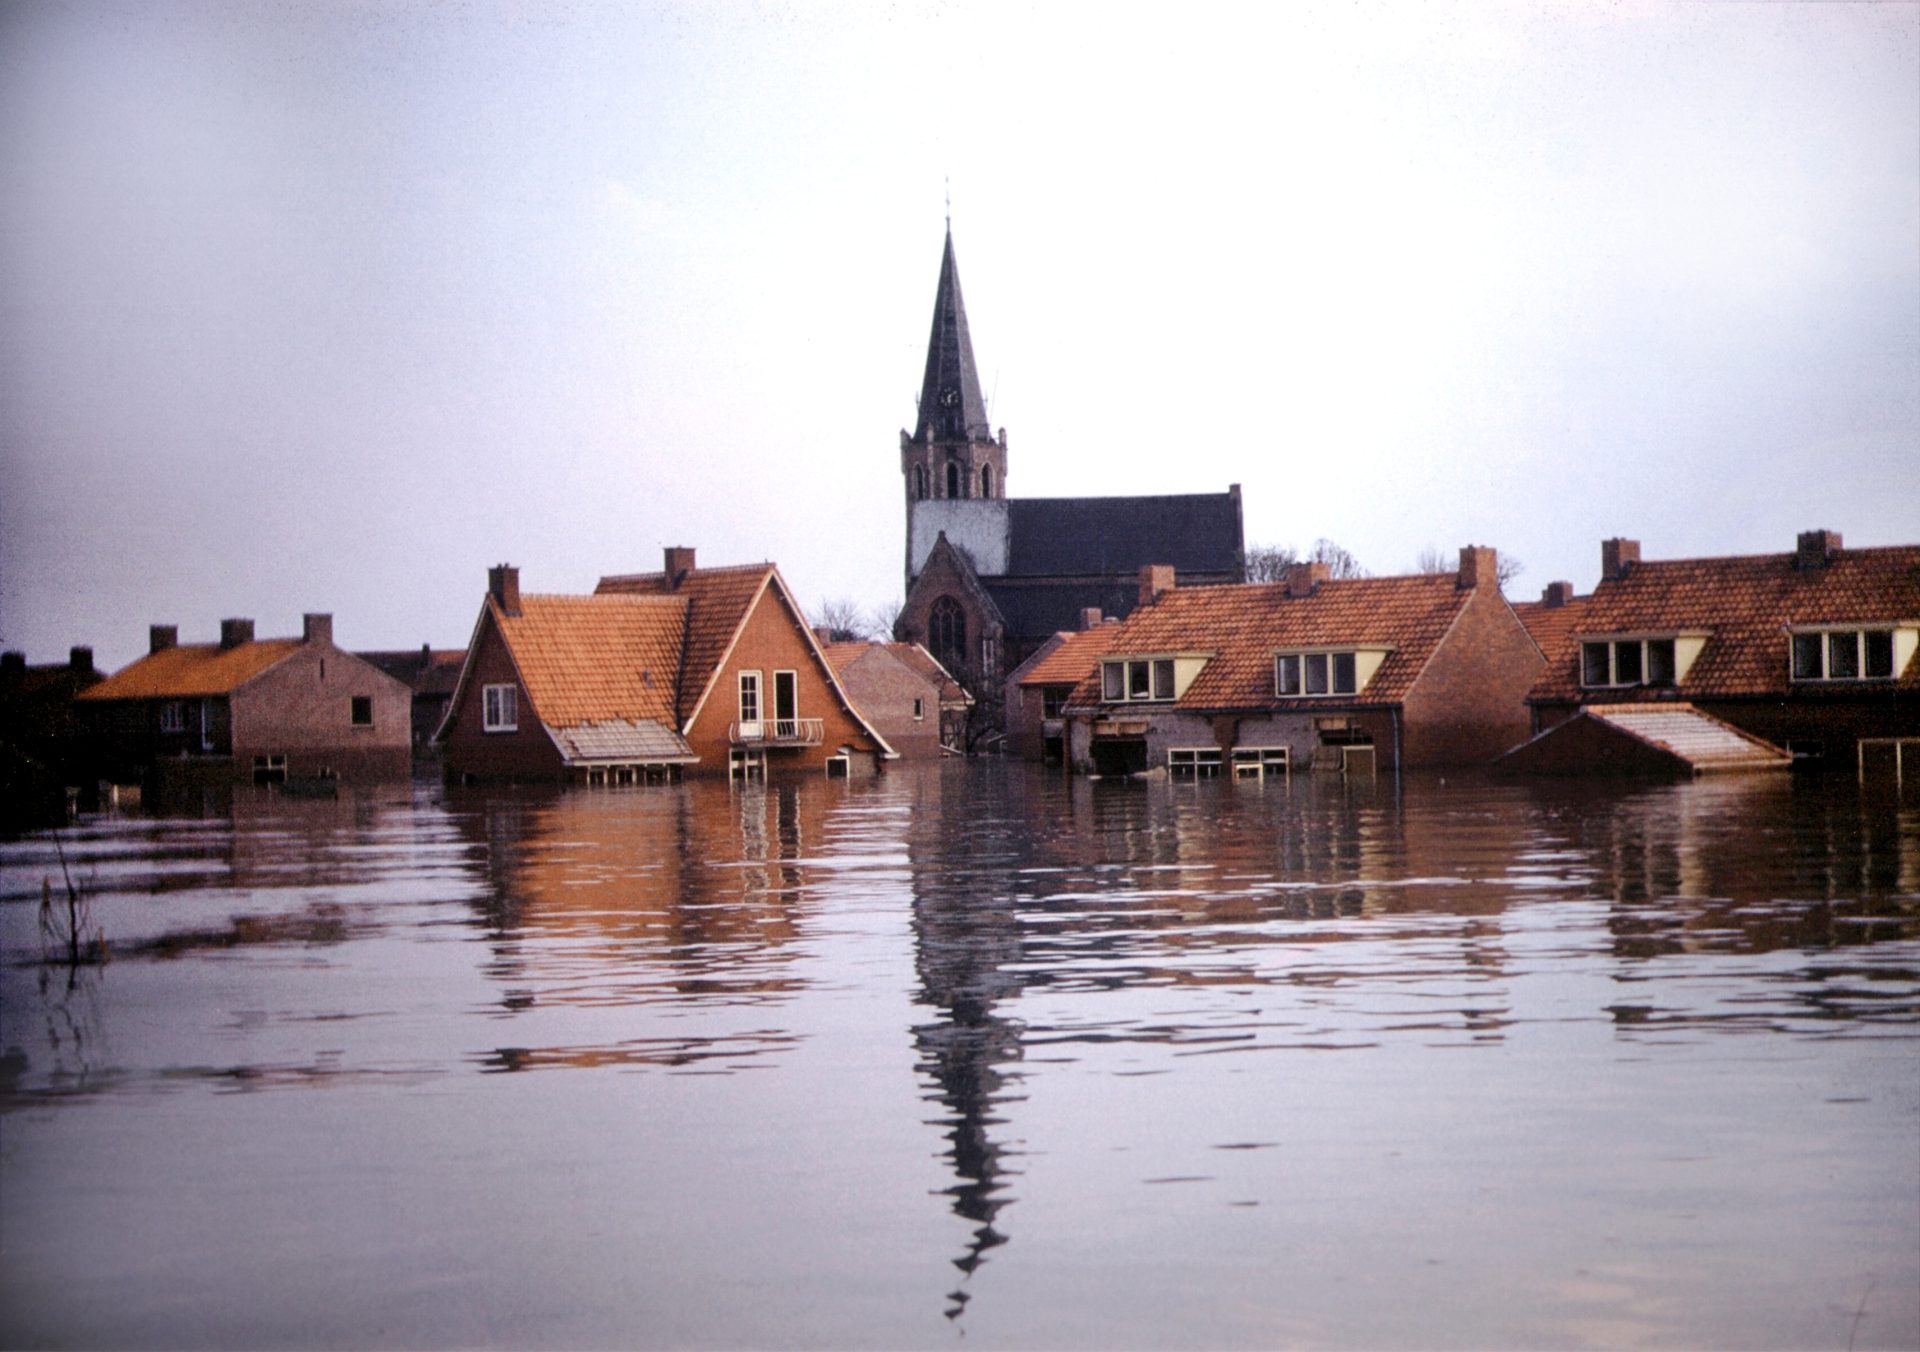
[228, 645, 411, 782]
[1400, 587, 1544, 766]
[440, 613, 565, 782]
[685, 587, 885, 777]
[835, 649, 943, 760]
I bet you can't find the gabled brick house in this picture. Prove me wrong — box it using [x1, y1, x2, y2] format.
[1004, 614, 1124, 764]
[78, 615, 412, 788]
[1059, 548, 1542, 776]
[1518, 531, 1920, 769]
[438, 551, 894, 784]
[822, 640, 969, 760]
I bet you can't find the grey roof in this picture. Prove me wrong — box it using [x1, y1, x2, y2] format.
[1004, 493, 1245, 577]
[549, 718, 695, 765]
[911, 230, 993, 444]
[984, 579, 1154, 639]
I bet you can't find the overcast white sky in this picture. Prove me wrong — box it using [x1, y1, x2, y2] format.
[2, 1, 1916, 670]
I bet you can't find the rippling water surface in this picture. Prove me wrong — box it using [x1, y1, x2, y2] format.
[2, 764, 1916, 1349]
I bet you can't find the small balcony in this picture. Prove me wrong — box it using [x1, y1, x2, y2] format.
[729, 718, 824, 748]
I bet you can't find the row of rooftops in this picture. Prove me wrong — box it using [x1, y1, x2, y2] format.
[1016, 530, 1920, 713]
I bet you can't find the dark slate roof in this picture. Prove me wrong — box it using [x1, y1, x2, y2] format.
[985, 578, 1155, 638]
[911, 229, 993, 444]
[1004, 493, 1245, 577]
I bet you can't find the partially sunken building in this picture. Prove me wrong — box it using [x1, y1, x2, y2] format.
[893, 229, 1245, 698]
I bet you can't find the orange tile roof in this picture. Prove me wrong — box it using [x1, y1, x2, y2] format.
[80, 640, 304, 700]
[595, 563, 772, 705]
[1066, 573, 1477, 709]
[1528, 544, 1920, 702]
[1017, 625, 1126, 687]
[1512, 593, 1595, 664]
[497, 595, 687, 730]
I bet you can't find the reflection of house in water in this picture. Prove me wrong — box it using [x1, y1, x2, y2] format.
[445, 781, 830, 1071]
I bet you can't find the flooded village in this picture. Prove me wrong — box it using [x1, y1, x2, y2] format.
[3, 220, 1917, 1350]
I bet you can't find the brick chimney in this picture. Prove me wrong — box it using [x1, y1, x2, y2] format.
[69, 646, 93, 672]
[1078, 607, 1104, 631]
[219, 618, 255, 649]
[488, 564, 521, 617]
[1287, 561, 1329, 598]
[1601, 538, 1640, 582]
[302, 613, 333, 646]
[1540, 581, 1575, 608]
[150, 624, 178, 654]
[664, 546, 697, 589]
[1796, 529, 1842, 570]
[1138, 564, 1175, 607]
[2, 652, 23, 676]
[1457, 545, 1498, 591]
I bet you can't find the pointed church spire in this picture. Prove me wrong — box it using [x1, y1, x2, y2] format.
[914, 228, 993, 444]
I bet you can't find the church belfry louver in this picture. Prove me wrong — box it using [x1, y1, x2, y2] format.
[900, 227, 1007, 517]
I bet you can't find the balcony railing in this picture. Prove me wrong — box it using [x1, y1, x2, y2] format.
[729, 718, 824, 748]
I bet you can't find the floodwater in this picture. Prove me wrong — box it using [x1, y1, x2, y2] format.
[1, 764, 1915, 1351]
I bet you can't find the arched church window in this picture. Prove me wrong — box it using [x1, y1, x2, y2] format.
[980, 464, 994, 499]
[929, 596, 966, 674]
[912, 465, 928, 500]
[945, 462, 961, 499]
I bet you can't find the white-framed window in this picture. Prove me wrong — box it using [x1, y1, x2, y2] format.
[350, 695, 373, 726]
[1167, 747, 1223, 780]
[912, 697, 925, 721]
[1582, 638, 1677, 688]
[824, 752, 850, 778]
[738, 670, 762, 724]
[1791, 628, 1897, 682]
[159, 701, 185, 734]
[1232, 746, 1290, 779]
[1276, 651, 1359, 697]
[1101, 658, 1175, 702]
[482, 683, 518, 732]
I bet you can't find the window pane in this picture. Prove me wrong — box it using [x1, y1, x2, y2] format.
[1152, 659, 1174, 700]
[1792, 632, 1823, 680]
[1613, 641, 1643, 685]
[1331, 652, 1356, 694]
[1276, 655, 1299, 695]
[1103, 663, 1125, 700]
[1646, 639, 1675, 685]
[1129, 661, 1151, 698]
[1582, 642, 1611, 686]
[1865, 631, 1894, 678]
[1304, 653, 1329, 695]
[1828, 631, 1859, 679]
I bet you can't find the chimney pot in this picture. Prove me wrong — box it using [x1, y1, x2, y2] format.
[302, 613, 333, 646]
[1542, 581, 1575, 608]
[1796, 529, 1842, 569]
[150, 624, 178, 654]
[1137, 564, 1175, 607]
[488, 564, 522, 617]
[1601, 538, 1641, 582]
[219, 618, 255, 649]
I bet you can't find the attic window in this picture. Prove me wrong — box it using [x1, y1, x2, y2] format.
[1102, 658, 1174, 703]
[1792, 628, 1897, 682]
[1276, 651, 1359, 697]
[483, 683, 518, 732]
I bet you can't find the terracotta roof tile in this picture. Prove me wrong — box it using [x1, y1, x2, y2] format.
[1018, 626, 1126, 687]
[594, 564, 772, 704]
[80, 640, 304, 700]
[1065, 573, 1476, 709]
[1528, 544, 1920, 702]
[498, 595, 687, 730]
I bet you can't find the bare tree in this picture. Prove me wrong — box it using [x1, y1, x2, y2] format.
[1414, 543, 1524, 589]
[870, 598, 903, 642]
[1239, 544, 1299, 582]
[815, 597, 870, 643]
[1308, 538, 1367, 579]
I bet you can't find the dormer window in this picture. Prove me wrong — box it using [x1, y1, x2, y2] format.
[1273, 648, 1389, 698]
[1103, 658, 1174, 702]
[1579, 633, 1706, 689]
[1791, 628, 1899, 682]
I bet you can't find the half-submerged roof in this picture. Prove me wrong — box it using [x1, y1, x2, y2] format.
[1498, 703, 1793, 777]
[495, 593, 687, 733]
[81, 640, 304, 700]
[912, 228, 993, 444]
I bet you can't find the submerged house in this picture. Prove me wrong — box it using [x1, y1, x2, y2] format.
[821, 640, 970, 759]
[1, 646, 106, 827]
[79, 615, 412, 788]
[438, 551, 893, 784]
[1515, 531, 1920, 772]
[1004, 614, 1125, 764]
[1058, 548, 1542, 776]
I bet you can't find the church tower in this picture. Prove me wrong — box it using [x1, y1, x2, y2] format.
[901, 228, 1007, 520]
